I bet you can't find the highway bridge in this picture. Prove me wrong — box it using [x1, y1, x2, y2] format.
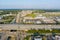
[0, 24, 60, 30]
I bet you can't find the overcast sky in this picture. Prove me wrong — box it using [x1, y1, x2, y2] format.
[0, 0, 60, 9]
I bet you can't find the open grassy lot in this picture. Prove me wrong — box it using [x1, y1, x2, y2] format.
[25, 13, 37, 18]
[26, 29, 60, 33]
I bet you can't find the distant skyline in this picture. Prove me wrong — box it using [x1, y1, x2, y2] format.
[0, 0, 60, 9]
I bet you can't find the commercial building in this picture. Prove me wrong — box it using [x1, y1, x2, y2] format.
[42, 18, 56, 24]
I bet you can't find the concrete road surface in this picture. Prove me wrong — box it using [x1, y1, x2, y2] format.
[0, 24, 60, 30]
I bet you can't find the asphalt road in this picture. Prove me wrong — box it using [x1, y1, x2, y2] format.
[0, 24, 60, 30]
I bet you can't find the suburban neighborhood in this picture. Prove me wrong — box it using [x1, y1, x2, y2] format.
[0, 10, 60, 40]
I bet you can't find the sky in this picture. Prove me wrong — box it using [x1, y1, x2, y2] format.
[0, 0, 60, 9]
